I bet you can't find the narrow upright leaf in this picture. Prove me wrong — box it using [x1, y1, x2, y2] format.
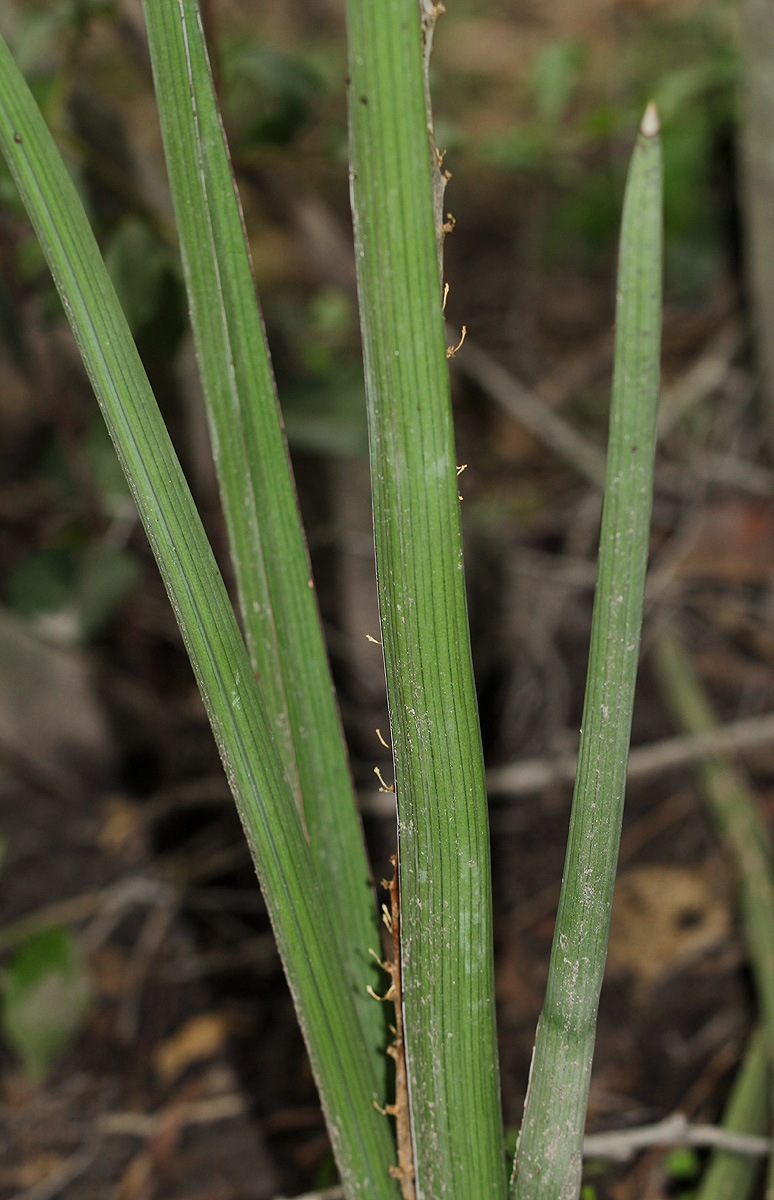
[347, 3, 505, 1198]
[141, 0, 384, 1073]
[511, 105, 663, 1200]
[0, 35, 398, 1198]
[654, 629, 774, 1193]
[696, 1028, 768, 1200]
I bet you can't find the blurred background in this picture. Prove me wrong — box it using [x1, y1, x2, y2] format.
[0, 0, 771, 1197]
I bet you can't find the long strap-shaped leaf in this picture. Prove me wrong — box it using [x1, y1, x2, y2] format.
[140, 0, 384, 1072]
[653, 630, 774, 1193]
[695, 1027, 768, 1200]
[511, 106, 663, 1200]
[347, 3, 505, 1197]
[0, 34, 398, 1200]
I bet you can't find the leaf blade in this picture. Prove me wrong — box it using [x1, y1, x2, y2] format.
[511, 107, 663, 1200]
[0, 35, 398, 1199]
[141, 0, 384, 1073]
[347, 3, 505, 1197]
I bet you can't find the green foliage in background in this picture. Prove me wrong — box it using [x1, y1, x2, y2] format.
[1, 926, 92, 1080]
[6, 541, 141, 642]
[478, 6, 736, 289]
[222, 44, 324, 150]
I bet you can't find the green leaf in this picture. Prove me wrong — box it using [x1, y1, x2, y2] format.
[1, 926, 92, 1080]
[695, 1027, 768, 1200]
[653, 632, 774, 1200]
[347, 1, 505, 1196]
[511, 106, 663, 1200]
[141, 0, 385, 1084]
[0, 26, 397, 1197]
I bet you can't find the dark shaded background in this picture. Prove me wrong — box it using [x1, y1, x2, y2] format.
[0, 2, 769, 1198]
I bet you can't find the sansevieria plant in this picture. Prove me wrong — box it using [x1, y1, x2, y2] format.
[0, 2, 663, 1197]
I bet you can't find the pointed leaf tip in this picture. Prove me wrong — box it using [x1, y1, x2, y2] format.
[640, 102, 660, 138]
